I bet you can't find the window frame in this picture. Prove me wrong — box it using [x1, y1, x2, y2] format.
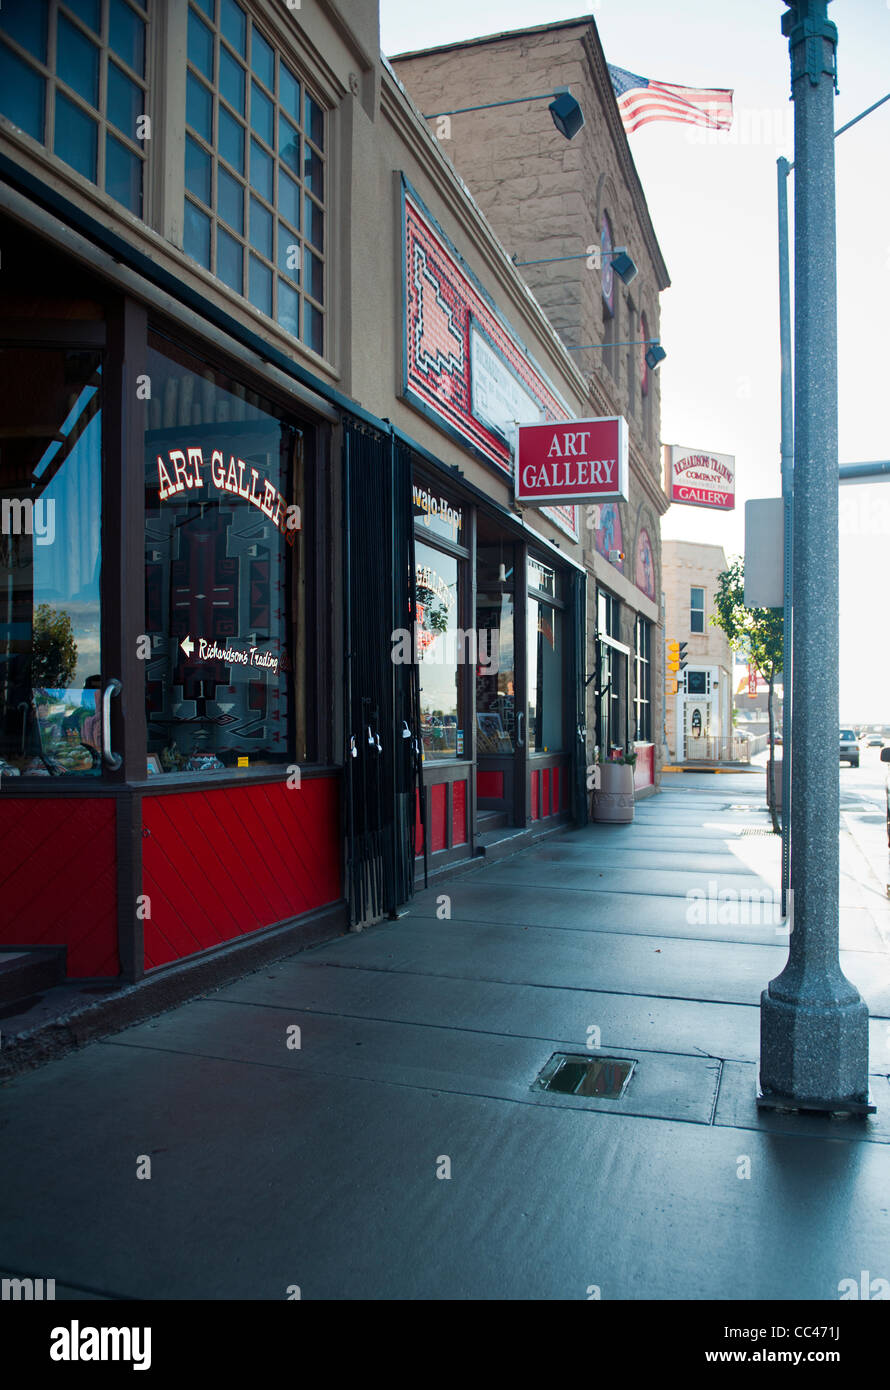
[634, 615, 652, 742]
[0, 0, 151, 219]
[690, 586, 705, 634]
[182, 0, 327, 358]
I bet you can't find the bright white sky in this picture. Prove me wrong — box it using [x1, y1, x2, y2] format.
[380, 0, 890, 722]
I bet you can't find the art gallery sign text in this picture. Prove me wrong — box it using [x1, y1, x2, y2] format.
[515, 417, 629, 505]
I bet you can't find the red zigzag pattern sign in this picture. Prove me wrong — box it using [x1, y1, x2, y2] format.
[402, 183, 578, 542]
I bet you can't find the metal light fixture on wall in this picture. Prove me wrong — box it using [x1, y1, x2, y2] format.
[423, 88, 585, 142]
[548, 89, 585, 140]
[645, 343, 667, 370]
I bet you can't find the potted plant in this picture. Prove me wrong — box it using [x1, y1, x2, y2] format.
[592, 746, 637, 823]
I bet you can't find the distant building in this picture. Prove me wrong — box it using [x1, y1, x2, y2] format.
[662, 540, 733, 761]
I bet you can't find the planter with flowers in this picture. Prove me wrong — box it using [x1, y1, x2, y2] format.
[592, 747, 637, 823]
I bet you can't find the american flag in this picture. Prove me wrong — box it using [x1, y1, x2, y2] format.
[608, 64, 733, 135]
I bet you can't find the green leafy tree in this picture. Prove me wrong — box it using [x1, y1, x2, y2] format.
[711, 557, 784, 831]
[31, 604, 78, 691]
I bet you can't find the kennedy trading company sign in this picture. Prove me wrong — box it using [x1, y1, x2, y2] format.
[516, 417, 629, 506]
[667, 445, 735, 511]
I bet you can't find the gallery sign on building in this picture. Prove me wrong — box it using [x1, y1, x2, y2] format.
[665, 445, 735, 511]
[515, 417, 629, 505]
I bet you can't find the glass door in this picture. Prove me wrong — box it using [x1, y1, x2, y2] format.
[475, 539, 522, 821]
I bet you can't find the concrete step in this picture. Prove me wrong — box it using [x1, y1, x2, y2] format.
[476, 810, 509, 832]
[0, 949, 66, 1009]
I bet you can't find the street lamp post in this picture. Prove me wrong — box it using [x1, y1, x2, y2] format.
[760, 1, 872, 1112]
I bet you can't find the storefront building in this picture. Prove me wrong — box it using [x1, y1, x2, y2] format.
[392, 16, 671, 796]
[0, 0, 599, 986]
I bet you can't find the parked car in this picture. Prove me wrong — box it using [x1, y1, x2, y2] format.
[867, 736, 884, 748]
[840, 729, 859, 767]
[882, 747, 890, 845]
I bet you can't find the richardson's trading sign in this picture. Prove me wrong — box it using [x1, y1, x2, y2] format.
[666, 444, 735, 510]
[515, 417, 629, 505]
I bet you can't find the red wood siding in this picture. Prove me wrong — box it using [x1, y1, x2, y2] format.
[553, 766, 560, 811]
[142, 777, 340, 970]
[429, 783, 447, 853]
[531, 770, 539, 820]
[0, 798, 118, 977]
[542, 768, 551, 816]
[477, 771, 503, 798]
[452, 779, 467, 845]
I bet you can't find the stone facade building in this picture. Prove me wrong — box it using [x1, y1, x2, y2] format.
[662, 539, 734, 761]
[392, 17, 671, 791]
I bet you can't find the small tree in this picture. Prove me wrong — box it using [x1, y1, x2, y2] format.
[711, 557, 784, 832]
[32, 603, 78, 691]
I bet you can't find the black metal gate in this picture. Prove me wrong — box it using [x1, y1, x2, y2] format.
[343, 419, 424, 925]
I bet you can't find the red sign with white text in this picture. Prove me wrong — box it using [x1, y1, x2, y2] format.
[516, 417, 629, 505]
[667, 444, 735, 511]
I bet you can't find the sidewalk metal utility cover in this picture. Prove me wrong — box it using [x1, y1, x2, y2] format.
[533, 1052, 635, 1099]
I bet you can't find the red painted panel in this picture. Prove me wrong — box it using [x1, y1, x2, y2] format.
[542, 768, 551, 817]
[531, 770, 539, 820]
[452, 779, 467, 845]
[553, 766, 560, 812]
[430, 782, 447, 853]
[634, 744, 655, 789]
[142, 776, 340, 970]
[414, 788, 424, 856]
[0, 798, 119, 977]
[477, 770, 504, 799]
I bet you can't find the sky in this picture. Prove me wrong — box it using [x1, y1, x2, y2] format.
[379, 0, 890, 722]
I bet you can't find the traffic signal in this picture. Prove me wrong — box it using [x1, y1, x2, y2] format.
[678, 642, 688, 671]
[667, 640, 680, 673]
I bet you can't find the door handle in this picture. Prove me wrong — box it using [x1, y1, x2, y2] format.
[102, 679, 122, 769]
[517, 712, 525, 748]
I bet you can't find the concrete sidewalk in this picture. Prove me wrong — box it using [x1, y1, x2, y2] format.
[2, 775, 890, 1300]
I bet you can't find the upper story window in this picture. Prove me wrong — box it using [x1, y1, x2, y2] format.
[690, 586, 705, 633]
[183, 0, 326, 356]
[0, 0, 149, 216]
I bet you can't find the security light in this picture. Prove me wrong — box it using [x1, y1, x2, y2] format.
[645, 343, 667, 370]
[548, 90, 585, 140]
[610, 247, 638, 284]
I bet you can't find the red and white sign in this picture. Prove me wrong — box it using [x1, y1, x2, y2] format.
[515, 417, 629, 505]
[667, 444, 735, 511]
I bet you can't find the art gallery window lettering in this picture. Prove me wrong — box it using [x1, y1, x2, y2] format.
[144, 334, 306, 774]
[0, 347, 103, 777]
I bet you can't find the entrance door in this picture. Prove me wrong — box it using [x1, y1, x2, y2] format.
[684, 697, 712, 760]
[475, 538, 523, 822]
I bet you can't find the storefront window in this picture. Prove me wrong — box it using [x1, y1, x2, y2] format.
[476, 543, 515, 753]
[0, 347, 103, 776]
[527, 598, 563, 752]
[634, 615, 652, 741]
[415, 539, 461, 759]
[144, 334, 304, 773]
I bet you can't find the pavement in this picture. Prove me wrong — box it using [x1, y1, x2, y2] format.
[2, 769, 890, 1301]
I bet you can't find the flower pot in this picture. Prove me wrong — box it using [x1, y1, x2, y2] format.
[592, 761, 635, 823]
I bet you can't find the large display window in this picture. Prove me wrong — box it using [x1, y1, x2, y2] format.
[414, 538, 463, 760]
[144, 333, 305, 773]
[0, 346, 103, 777]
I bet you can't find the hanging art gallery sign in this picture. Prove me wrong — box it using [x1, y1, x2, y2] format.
[666, 445, 735, 511]
[515, 417, 629, 505]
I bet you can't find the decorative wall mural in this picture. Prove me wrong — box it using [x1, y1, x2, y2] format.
[635, 526, 656, 600]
